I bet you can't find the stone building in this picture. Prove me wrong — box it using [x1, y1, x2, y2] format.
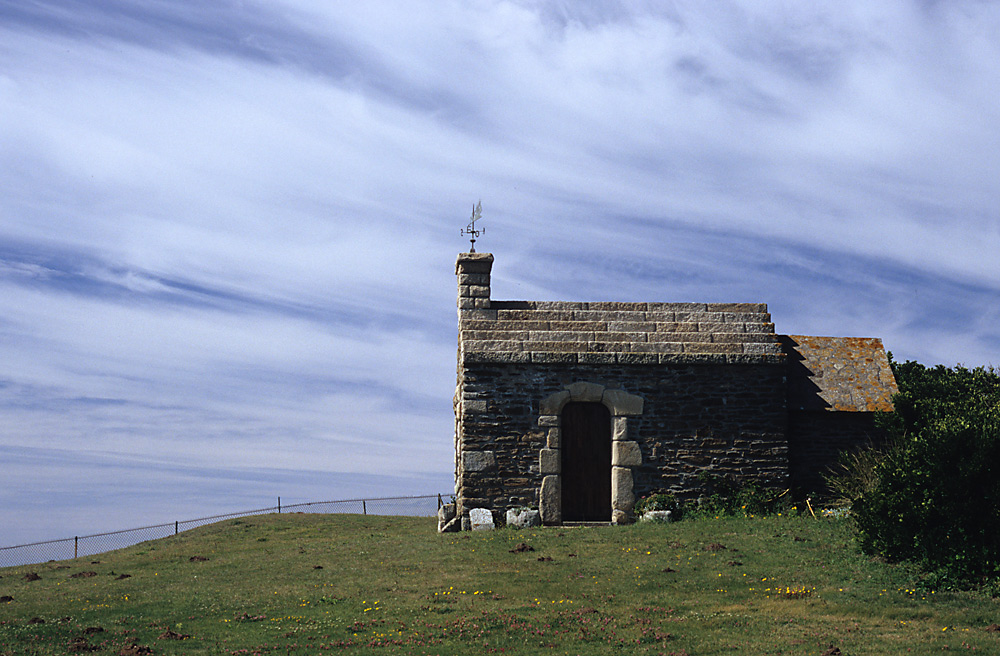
[452, 252, 897, 529]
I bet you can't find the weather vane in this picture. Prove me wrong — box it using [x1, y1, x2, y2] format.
[461, 200, 485, 252]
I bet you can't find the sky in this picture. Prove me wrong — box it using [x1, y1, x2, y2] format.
[2, 0, 999, 547]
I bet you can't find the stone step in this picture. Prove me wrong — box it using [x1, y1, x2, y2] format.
[461, 332, 778, 344]
[461, 339, 783, 355]
[490, 310, 772, 324]
[460, 319, 776, 333]
[491, 300, 768, 313]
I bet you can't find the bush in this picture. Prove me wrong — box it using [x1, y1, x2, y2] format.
[849, 357, 1000, 586]
[691, 473, 790, 517]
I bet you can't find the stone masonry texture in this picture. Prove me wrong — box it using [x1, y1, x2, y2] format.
[453, 252, 897, 527]
[456, 359, 789, 519]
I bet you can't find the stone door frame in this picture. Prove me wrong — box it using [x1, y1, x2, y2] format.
[537, 382, 644, 525]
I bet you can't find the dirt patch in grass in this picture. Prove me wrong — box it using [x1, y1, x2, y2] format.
[158, 628, 190, 640]
[68, 636, 98, 652]
[70, 571, 97, 579]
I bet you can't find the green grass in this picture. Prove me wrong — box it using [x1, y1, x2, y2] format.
[2, 512, 999, 655]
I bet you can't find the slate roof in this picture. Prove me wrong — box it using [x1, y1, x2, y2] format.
[458, 300, 784, 365]
[781, 335, 898, 412]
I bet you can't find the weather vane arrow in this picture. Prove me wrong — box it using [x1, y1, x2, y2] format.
[461, 200, 484, 252]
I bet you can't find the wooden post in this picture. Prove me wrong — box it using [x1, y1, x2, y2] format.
[175, 521, 179, 535]
[362, 500, 367, 516]
[278, 497, 281, 513]
[74, 536, 78, 559]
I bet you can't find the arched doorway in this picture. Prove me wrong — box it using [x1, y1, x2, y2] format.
[561, 401, 612, 521]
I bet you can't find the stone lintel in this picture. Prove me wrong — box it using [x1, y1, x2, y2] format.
[566, 381, 604, 401]
[539, 390, 571, 415]
[603, 389, 644, 416]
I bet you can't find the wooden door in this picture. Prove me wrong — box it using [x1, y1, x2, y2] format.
[561, 401, 611, 521]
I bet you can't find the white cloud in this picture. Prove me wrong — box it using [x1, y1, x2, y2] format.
[1, 0, 999, 545]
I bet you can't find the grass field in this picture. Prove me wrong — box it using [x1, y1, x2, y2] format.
[2, 512, 999, 655]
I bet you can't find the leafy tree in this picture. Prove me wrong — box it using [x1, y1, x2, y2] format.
[851, 356, 1000, 586]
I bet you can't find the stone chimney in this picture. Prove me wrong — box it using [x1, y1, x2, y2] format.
[456, 252, 493, 311]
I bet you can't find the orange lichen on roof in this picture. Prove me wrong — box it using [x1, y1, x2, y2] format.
[781, 335, 898, 412]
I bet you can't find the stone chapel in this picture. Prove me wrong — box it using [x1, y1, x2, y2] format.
[451, 252, 897, 530]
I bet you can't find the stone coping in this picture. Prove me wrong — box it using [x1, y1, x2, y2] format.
[461, 351, 786, 365]
[458, 297, 779, 361]
[488, 300, 767, 312]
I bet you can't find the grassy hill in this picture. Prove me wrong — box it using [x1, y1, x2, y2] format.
[2, 512, 999, 655]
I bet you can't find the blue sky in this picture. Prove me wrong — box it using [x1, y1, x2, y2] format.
[2, 1, 998, 546]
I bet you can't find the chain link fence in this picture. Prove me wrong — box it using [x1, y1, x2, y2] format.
[1, 494, 446, 568]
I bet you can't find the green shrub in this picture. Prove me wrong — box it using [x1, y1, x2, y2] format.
[691, 473, 790, 517]
[850, 357, 1000, 586]
[634, 492, 681, 518]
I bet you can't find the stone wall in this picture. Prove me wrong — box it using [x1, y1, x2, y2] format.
[452, 251, 897, 528]
[456, 360, 788, 524]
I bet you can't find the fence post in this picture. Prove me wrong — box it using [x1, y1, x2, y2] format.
[362, 500, 367, 516]
[175, 521, 179, 535]
[74, 536, 78, 559]
[278, 497, 281, 514]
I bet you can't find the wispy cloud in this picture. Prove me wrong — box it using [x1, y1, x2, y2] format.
[1, 0, 997, 544]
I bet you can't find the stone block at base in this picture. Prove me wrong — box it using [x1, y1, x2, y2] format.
[506, 508, 541, 529]
[437, 503, 457, 532]
[539, 475, 561, 525]
[612, 466, 635, 512]
[639, 510, 674, 523]
[469, 508, 495, 531]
